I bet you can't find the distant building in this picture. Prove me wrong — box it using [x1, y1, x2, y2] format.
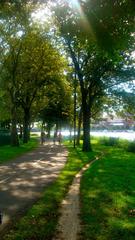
[92, 116, 135, 130]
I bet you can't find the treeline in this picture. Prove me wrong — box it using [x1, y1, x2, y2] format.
[0, 1, 135, 151]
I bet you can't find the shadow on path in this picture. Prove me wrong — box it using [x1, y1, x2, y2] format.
[0, 142, 68, 233]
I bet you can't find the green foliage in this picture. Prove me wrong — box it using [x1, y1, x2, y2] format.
[113, 90, 135, 122]
[0, 129, 11, 146]
[0, 89, 11, 122]
[39, 79, 73, 127]
[127, 141, 135, 153]
[99, 137, 119, 146]
[94, 137, 135, 153]
[0, 4, 70, 144]
[54, 0, 135, 151]
[98, 136, 135, 154]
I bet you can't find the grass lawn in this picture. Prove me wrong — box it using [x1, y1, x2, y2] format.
[80, 145, 135, 240]
[0, 137, 39, 164]
[3, 142, 97, 240]
[2, 139, 135, 240]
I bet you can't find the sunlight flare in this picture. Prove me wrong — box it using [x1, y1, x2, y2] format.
[31, 4, 52, 23]
[67, 0, 95, 39]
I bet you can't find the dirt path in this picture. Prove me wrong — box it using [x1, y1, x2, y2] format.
[54, 158, 99, 240]
[0, 142, 68, 234]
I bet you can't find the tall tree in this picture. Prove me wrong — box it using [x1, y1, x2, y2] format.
[0, 1, 33, 145]
[53, 0, 135, 151]
[0, 2, 69, 144]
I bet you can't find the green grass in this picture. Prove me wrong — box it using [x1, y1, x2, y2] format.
[3, 142, 97, 240]
[80, 145, 135, 240]
[0, 137, 39, 164]
[2, 138, 135, 240]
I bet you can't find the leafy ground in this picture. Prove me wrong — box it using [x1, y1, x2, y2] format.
[80, 143, 135, 240]
[3, 142, 96, 240]
[0, 137, 38, 164]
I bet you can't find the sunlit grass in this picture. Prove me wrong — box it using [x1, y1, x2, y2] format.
[0, 137, 39, 164]
[2, 138, 135, 240]
[4, 142, 97, 240]
[80, 145, 135, 240]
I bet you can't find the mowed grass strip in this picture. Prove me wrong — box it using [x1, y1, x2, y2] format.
[0, 137, 39, 164]
[80, 146, 135, 240]
[3, 143, 97, 240]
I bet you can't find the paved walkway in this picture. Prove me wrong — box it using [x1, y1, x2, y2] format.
[0, 142, 68, 233]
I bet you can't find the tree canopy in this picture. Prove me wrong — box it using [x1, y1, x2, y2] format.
[0, 3, 72, 145]
[52, 0, 135, 151]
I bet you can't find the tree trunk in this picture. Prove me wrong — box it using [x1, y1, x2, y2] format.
[47, 123, 51, 138]
[48, 129, 51, 138]
[23, 108, 30, 143]
[19, 124, 23, 139]
[76, 107, 82, 146]
[66, 41, 92, 151]
[69, 125, 72, 143]
[55, 122, 59, 135]
[82, 96, 92, 152]
[11, 105, 19, 146]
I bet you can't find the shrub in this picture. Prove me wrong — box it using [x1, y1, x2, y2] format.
[0, 130, 11, 146]
[127, 141, 135, 153]
[99, 137, 119, 146]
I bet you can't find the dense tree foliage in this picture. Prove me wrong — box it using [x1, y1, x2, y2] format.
[53, 0, 135, 151]
[39, 80, 73, 134]
[0, 2, 72, 145]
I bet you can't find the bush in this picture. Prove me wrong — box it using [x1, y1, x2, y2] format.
[99, 137, 119, 146]
[99, 137, 135, 153]
[127, 141, 135, 153]
[0, 130, 11, 146]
